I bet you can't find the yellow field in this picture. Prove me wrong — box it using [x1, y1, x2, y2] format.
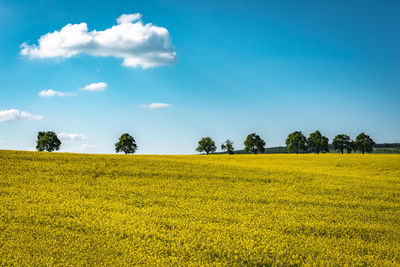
[1, 150, 399, 265]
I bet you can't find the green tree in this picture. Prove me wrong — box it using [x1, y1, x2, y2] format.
[36, 131, 61, 152]
[115, 133, 137, 154]
[332, 134, 351, 154]
[221, 139, 235, 154]
[196, 137, 216, 155]
[346, 140, 355, 153]
[355, 133, 375, 154]
[308, 130, 329, 154]
[321, 136, 330, 153]
[286, 131, 307, 154]
[244, 133, 265, 154]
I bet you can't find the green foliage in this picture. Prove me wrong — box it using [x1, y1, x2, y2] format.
[308, 130, 329, 154]
[221, 139, 234, 154]
[355, 133, 375, 154]
[332, 134, 353, 154]
[286, 131, 307, 154]
[36, 131, 61, 152]
[372, 143, 400, 154]
[225, 146, 288, 154]
[321, 136, 329, 153]
[227, 143, 400, 155]
[196, 137, 216, 155]
[374, 143, 400, 148]
[244, 133, 265, 154]
[115, 133, 137, 154]
[346, 140, 355, 153]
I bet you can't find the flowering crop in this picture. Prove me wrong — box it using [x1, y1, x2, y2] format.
[0, 151, 399, 265]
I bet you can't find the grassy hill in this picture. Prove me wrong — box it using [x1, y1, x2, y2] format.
[1, 151, 400, 265]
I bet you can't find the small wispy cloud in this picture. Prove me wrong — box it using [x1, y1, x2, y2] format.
[0, 109, 43, 122]
[140, 103, 171, 109]
[57, 132, 88, 141]
[39, 89, 74, 97]
[61, 143, 97, 153]
[82, 82, 108, 92]
[117, 13, 142, 24]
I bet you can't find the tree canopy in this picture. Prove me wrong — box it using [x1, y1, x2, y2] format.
[221, 139, 235, 154]
[332, 134, 352, 154]
[196, 137, 216, 155]
[115, 133, 137, 154]
[36, 131, 61, 152]
[346, 141, 355, 153]
[355, 133, 375, 154]
[308, 130, 329, 154]
[244, 133, 265, 154]
[321, 136, 329, 153]
[286, 131, 307, 154]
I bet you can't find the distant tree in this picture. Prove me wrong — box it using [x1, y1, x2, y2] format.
[355, 133, 375, 154]
[307, 130, 328, 154]
[36, 131, 61, 152]
[244, 133, 265, 154]
[321, 136, 330, 153]
[196, 137, 216, 155]
[221, 139, 235, 154]
[115, 133, 137, 154]
[286, 131, 307, 154]
[332, 134, 352, 154]
[346, 140, 355, 153]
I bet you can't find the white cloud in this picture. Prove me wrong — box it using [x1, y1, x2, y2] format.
[61, 143, 97, 153]
[117, 13, 142, 24]
[57, 132, 88, 141]
[39, 89, 74, 97]
[0, 109, 43, 122]
[140, 103, 171, 109]
[82, 82, 108, 91]
[20, 13, 176, 69]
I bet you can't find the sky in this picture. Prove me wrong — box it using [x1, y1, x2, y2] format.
[0, 0, 399, 154]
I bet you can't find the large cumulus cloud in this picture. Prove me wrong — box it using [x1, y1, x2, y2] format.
[21, 13, 176, 69]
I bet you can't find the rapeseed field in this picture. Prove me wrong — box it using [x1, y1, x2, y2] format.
[0, 150, 399, 265]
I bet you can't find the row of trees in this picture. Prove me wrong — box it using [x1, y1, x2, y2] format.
[196, 133, 267, 155]
[196, 131, 375, 155]
[35, 131, 375, 155]
[286, 130, 329, 154]
[285, 131, 375, 154]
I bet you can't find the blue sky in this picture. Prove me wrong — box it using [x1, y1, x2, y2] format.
[0, 0, 399, 154]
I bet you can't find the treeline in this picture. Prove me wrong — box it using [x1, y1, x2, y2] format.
[228, 143, 400, 154]
[33, 130, 395, 155]
[196, 131, 376, 155]
[373, 143, 400, 148]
